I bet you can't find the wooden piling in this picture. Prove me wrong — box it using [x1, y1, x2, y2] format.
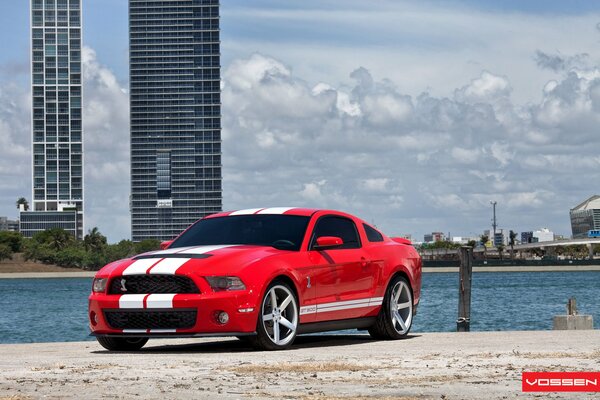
[457, 246, 473, 332]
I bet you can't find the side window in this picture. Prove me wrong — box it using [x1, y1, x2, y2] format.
[363, 224, 384, 242]
[311, 216, 361, 249]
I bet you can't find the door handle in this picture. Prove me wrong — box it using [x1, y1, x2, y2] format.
[360, 257, 368, 268]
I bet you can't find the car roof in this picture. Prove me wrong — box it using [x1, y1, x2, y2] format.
[205, 207, 321, 219]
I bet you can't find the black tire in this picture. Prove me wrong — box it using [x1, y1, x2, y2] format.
[369, 275, 413, 340]
[249, 281, 299, 351]
[96, 336, 148, 351]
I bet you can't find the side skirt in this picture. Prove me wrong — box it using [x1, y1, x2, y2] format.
[297, 317, 376, 335]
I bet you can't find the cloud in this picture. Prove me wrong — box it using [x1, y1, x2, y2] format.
[534, 50, 590, 72]
[223, 52, 600, 239]
[3, 39, 600, 241]
[81, 46, 131, 240]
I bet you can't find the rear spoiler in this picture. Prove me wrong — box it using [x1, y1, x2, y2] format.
[391, 237, 412, 245]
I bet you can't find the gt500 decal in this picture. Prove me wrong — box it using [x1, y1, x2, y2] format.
[299, 297, 384, 315]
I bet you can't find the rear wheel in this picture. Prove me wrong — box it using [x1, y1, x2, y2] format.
[249, 282, 298, 350]
[96, 336, 148, 351]
[369, 275, 413, 339]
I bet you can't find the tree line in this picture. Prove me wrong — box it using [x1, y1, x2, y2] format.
[0, 228, 160, 270]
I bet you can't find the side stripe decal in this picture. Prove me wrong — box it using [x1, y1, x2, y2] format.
[299, 297, 384, 315]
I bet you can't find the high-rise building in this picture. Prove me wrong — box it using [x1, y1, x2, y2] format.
[23, 0, 84, 239]
[129, 0, 222, 241]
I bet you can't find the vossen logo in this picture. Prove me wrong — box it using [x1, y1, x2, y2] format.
[522, 372, 600, 392]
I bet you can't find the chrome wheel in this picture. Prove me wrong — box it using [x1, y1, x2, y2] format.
[390, 279, 413, 335]
[260, 284, 298, 346]
[368, 275, 413, 340]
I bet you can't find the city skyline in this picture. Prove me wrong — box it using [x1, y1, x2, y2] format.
[1, 1, 600, 241]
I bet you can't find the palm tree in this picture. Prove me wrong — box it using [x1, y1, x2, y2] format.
[497, 244, 505, 260]
[16, 197, 29, 211]
[480, 234, 489, 260]
[84, 227, 107, 252]
[46, 228, 74, 251]
[509, 230, 517, 260]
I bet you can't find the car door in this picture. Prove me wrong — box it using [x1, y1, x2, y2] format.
[307, 215, 376, 322]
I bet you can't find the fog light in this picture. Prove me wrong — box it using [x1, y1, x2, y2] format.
[217, 311, 229, 325]
[90, 311, 97, 326]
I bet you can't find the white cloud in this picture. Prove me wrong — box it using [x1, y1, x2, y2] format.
[222, 52, 600, 239]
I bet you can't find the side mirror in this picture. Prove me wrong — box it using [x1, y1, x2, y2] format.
[314, 236, 344, 250]
[160, 240, 173, 250]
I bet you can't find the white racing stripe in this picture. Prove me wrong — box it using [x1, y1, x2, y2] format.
[123, 329, 147, 333]
[122, 258, 160, 275]
[146, 293, 176, 308]
[229, 208, 264, 215]
[119, 294, 146, 309]
[256, 207, 296, 214]
[148, 258, 190, 274]
[182, 244, 236, 255]
[149, 329, 177, 333]
[147, 246, 195, 255]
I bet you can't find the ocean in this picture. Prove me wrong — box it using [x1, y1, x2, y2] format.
[0, 271, 598, 344]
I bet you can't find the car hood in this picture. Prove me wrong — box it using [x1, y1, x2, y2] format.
[97, 244, 288, 277]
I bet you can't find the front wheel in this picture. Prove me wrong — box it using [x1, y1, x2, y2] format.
[249, 282, 299, 350]
[96, 336, 148, 351]
[369, 275, 413, 339]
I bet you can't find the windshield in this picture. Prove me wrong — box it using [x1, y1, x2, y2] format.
[170, 215, 310, 251]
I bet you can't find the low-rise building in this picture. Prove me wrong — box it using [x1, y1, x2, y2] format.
[0, 217, 19, 232]
[533, 228, 554, 242]
[20, 204, 81, 239]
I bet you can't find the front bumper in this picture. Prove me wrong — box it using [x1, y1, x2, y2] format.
[89, 291, 259, 336]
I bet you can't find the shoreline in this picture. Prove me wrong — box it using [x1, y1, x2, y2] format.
[1, 264, 600, 279]
[1, 330, 598, 399]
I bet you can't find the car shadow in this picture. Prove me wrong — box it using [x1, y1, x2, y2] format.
[91, 333, 420, 354]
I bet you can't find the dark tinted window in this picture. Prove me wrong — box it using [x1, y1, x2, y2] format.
[170, 215, 310, 251]
[311, 216, 360, 249]
[364, 224, 384, 242]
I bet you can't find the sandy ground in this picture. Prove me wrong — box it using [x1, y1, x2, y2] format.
[0, 330, 598, 399]
[0, 254, 80, 274]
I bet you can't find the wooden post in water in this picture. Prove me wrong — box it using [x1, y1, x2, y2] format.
[457, 246, 473, 332]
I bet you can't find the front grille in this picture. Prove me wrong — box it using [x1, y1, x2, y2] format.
[104, 309, 197, 330]
[108, 274, 200, 294]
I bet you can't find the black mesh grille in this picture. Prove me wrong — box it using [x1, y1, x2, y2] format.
[108, 275, 200, 294]
[104, 309, 197, 330]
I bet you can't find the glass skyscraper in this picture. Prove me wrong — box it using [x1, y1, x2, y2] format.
[129, 0, 222, 241]
[26, 0, 84, 239]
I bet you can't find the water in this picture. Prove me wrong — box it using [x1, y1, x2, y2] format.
[0, 271, 598, 344]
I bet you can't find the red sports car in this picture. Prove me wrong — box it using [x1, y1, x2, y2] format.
[89, 208, 421, 351]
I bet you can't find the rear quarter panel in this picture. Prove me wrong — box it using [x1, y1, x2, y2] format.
[363, 240, 422, 305]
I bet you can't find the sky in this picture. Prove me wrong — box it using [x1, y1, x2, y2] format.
[1, 0, 600, 242]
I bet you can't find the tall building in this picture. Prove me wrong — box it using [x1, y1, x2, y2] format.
[570, 195, 600, 238]
[24, 0, 84, 239]
[129, 0, 222, 241]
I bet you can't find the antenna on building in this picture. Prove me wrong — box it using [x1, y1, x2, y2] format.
[490, 201, 497, 241]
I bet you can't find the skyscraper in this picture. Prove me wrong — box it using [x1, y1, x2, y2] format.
[22, 0, 84, 239]
[129, 0, 222, 242]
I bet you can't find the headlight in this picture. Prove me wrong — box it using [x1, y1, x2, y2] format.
[92, 278, 108, 293]
[205, 276, 246, 291]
